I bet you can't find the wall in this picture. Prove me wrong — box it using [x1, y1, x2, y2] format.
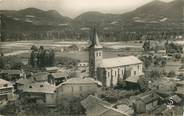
[45, 93, 56, 105]
[56, 83, 98, 102]
[97, 63, 143, 87]
[145, 100, 158, 112]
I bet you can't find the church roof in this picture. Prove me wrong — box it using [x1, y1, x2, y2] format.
[89, 27, 102, 49]
[100, 56, 142, 68]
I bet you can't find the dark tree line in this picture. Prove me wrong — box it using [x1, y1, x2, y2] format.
[165, 42, 183, 54]
[30, 45, 55, 68]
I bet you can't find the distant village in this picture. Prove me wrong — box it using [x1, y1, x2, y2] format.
[0, 26, 184, 116]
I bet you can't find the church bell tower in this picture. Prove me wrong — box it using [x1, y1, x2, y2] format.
[88, 27, 103, 79]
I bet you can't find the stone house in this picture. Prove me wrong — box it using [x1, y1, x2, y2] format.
[20, 82, 57, 107]
[131, 91, 160, 113]
[48, 72, 68, 86]
[45, 67, 58, 73]
[0, 69, 25, 81]
[0, 79, 14, 101]
[56, 78, 101, 102]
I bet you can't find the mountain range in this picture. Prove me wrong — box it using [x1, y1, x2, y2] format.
[0, 0, 184, 41]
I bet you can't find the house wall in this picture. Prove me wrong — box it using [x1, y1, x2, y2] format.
[48, 75, 55, 85]
[145, 100, 158, 112]
[45, 93, 56, 105]
[56, 83, 98, 101]
[135, 100, 146, 113]
[97, 63, 143, 87]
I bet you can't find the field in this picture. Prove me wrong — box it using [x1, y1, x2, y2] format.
[0, 40, 143, 62]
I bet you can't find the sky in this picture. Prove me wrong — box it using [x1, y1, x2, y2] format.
[0, 0, 175, 18]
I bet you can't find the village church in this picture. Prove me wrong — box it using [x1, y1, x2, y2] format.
[88, 27, 144, 87]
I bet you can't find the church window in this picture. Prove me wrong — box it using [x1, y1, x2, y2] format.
[108, 72, 110, 77]
[99, 52, 101, 56]
[71, 86, 74, 93]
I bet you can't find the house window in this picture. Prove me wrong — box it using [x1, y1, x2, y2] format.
[137, 65, 139, 70]
[134, 71, 136, 76]
[71, 86, 74, 93]
[96, 52, 98, 56]
[99, 52, 101, 56]
[3, 84, 8, 87]
[115, 71, 116, 77]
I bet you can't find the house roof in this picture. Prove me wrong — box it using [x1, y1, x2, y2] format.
[116, 104, 134, 115]
[100, 56, 142, 68]
[16, 78, 33, 85]
[45, 67, 58, 72]
[33, 72, 49, 82]
[81, 95, 129, 116]
[0, 70, 22, 75]
[81, 95, 112, 108]
[135, 91, 160, 104]
[0, 79, 12, 85]
[51, 72, 68, 79]
[61, 77, 99, 85]
[175, 87, 184, 95]
[125, 76, 140, 83]
[22, 82, 56, 94]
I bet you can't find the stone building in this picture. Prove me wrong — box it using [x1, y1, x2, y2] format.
[88, 27, 103, 79]
[88, 27, 144, 87]
[56, 77, 101, 103]
[20, 82, 57, 106]
[0, 79, 14, 101]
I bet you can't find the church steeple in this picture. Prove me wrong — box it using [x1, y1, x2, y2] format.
[89, 26, 102, 48]
[88, 26, 103, 79]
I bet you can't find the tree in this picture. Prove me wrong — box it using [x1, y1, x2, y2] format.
[0, 54, 4, 69]
[143, 41, 151, 52]
[48, 49, 55, 66]
[149, 70, 161, 80]
[37, 46, 45, 68]
[30, 45, 38, 51]
[167, 71, 176, 78]
[138, 77, 148, 92]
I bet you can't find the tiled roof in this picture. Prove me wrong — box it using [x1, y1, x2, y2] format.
[45, 67, 58, 72]
[51, 72, 68, 79]
[16, 78, 33, 85]
[81, 95, 129, 116]
[136, 91, 160, 104]
[0, 70, 21, 75]
[0, 79, 12, 85]
[33, 72, 49, 81]
[61, 77, 98, 85]
[175, 87, 184, 95]
[100, 56, 142, 68]
[22, 82, 56, 94]
[125, 76, 140, 83]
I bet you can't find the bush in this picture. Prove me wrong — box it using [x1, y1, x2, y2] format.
[168, 71, 176, 78]
[56, 56, 80, 67]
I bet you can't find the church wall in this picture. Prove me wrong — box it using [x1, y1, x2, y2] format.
[97, 63, 143, 87]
